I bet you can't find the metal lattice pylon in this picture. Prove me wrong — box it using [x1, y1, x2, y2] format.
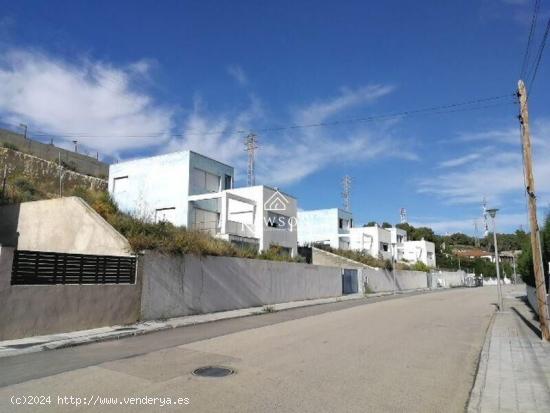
[342, 175, 352, 212]
[400, 208, 407, 224]
[244, 133, 258, 186]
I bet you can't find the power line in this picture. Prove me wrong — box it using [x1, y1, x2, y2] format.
[527, 16, 550, 91]
[9, 93, 514, 141]
[520, 0, 541, 79]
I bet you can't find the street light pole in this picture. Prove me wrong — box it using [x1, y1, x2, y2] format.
[391, 242, 396, 295]
[487, 208, 503, 311]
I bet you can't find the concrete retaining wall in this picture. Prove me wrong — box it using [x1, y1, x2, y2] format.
[140, 252, 342, 320]
[0, 197, 132, 255]
[364, 267, 428, 292]
[0, 246, 141, 340]
[526, 285, 550, 317]
[430, 270, 466, 288]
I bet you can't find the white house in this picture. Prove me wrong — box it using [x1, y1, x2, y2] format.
[109, 151, 297, 256]
[349, 226, 392, 260]
[346, 225, 436, 267]
[109, 151, 233, 226]
[401, 240, 436, 267]
[390, 227, 408, 261]
[189, 185, 298, 257]
[297, 208, 353, 250]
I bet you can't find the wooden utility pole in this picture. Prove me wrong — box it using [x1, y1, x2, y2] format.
[518, 79, 550, 341]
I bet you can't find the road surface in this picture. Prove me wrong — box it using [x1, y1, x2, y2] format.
[0, 287, 497, 412]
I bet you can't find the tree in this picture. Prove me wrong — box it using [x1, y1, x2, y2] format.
[517, 213, 550, 289]
[381, 222, 392, 228]
[364, 221, 377, 227]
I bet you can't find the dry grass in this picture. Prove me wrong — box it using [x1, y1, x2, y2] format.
[0, 176, 302, 262]
[313, 243, 391, 269]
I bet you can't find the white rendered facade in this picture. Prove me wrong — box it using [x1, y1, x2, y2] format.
[349, 226, 392, 260]
[297, 208, 353, 250]
[401, 240, 436, 267]
[109, 152, 298, 255]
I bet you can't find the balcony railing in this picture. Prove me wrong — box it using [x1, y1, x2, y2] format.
[191, 220, 256, 239]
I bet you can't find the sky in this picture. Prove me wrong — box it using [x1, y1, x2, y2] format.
[0, 0, 549, 234]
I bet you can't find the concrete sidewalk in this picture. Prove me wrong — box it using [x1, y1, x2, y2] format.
[468, 286, 550, 412]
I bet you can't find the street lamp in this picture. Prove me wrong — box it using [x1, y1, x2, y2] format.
[487, 208, 503, 311]
[391, 242, 397, 295]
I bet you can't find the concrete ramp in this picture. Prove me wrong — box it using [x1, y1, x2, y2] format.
[0, 196, 132, 256]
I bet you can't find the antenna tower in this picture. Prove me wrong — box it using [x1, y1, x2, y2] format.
[244, 133, 258, 186]
[342, 175, 352, 212]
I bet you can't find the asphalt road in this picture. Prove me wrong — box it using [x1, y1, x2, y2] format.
[0, 287, 497, 412]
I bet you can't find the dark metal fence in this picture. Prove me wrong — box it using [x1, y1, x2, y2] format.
[11, 250, 137, 285]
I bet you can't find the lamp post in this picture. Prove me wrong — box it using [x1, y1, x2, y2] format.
[487, 208, 503, 311]
[391, 242, 397, 295]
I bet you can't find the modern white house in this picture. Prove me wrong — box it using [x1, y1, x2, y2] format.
[349, 226, 392, 260]
[109, 150, 297, 256]
[109, 151, 234, 225]
[297, 208, 353, 250]
[189, 185, 298, 257]
[401, 240, 436, 267]
[390, 227, 408, 261]
[346, 224, 436, 267]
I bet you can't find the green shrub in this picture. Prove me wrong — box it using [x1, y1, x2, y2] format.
[2, 142, 18, 151]
[411, 261, 430, 272]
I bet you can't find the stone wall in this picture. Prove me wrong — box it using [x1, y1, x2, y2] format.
[0, 147, 107, 196]
[0, 128, 108, 177]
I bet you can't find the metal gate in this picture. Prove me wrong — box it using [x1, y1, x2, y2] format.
[11, 250, 137, 285]
[342, 268, 358, 294]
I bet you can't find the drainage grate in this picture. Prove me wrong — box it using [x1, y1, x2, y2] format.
[192, 366, 234, 378]
[114, 327, 138, 332]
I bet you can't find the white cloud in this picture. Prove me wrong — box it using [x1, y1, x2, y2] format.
[418, 120, 550, 206]
[411, 213, 527, 235]
[0, 50, 416, 187]
[0, 49, 172, 157]
[438, 152, 482, 168]
[168, 84, 416, 186]
[227, 64, 248, 86]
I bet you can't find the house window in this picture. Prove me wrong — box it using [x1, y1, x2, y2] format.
[224, 174, 232, 190]
[155, 207, 176, 223]
[112, 176, 129, 194]
[380, 242, 389, 252]
[191, 168, 221, 193]
[193, 208, 220, 233]
[339, 218, 343, 229]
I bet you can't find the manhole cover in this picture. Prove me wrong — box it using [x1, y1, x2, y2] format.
[192, 366, 234, 378]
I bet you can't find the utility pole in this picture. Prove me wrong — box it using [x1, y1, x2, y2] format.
[518, 79, 550, 340]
